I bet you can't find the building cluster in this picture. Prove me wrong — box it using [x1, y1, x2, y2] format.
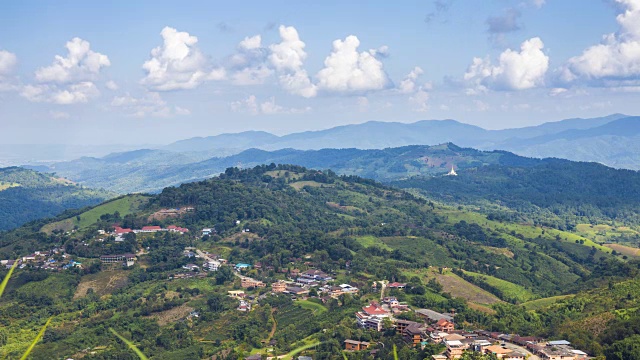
[100, 253, 136, 267]
[2, 249, 82, 271]
[350, 303, 588, 360]
[113, 224, 189, 237]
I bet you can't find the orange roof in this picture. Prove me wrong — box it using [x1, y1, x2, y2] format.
[362, 304, 388, 316]
[436, 318, 452, 326]
[485, 345, 512, 354]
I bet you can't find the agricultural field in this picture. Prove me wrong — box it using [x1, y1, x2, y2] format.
[41, 194, 150, 233]
[73, 270, 130, 299]
[462, 270, 536, 303]
[521, 295, 575, 311]
[603, 243, 640, 258]
[289, 181, 332, 190]
[355, 235, 392, 251]
[296, 299, 327, 315]
[414, 268, 502, 305]
[0, 182, 20, 191]
[439, 206, 612, 253]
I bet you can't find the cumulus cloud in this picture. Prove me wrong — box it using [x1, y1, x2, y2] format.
[398, 67, 424, 93]
[410, 89, 430, 112]
[0, 50, 17, 76]
[111, 92, 190, 117]
[228, 34, 273, 85]
[35, 38, 110, 83]
[230, 94, 310, 115]
[105, 80, 119, 90]
[464, 37, 549, 91]
[316, 35, 390, 93]
[0, 50, 18, 91]
[141, 27, 225, 91]
[21, 82, 100, 105]
[268, 25, 317, 97]
[560, 0, 640, 86]
[20, 38, 110, 104]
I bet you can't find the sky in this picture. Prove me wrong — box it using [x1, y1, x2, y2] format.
[1, 0, 640, 145]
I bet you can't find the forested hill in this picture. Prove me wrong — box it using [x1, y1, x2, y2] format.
[1, 164, 640, 358]
[391, 157, 640, 228]
[0, 167, 113, 231]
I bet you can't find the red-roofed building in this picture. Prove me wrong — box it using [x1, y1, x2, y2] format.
[114, 226, 133, 234]
[388, 282, 407, 289]
[435, 318, 455, 332]
[362, 303, 389, 316]
[142, 226, 162, 231]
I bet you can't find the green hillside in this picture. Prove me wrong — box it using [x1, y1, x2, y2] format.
[0, 164, 639, 359]
[0, 167, 115, 231]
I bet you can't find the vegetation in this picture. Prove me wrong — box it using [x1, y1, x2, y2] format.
[0, 167, 114, 231]
[1, 164, 640, 358]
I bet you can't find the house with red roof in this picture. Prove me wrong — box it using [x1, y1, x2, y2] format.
[114, 226, 133, 234]
[388, 282, 407, 289]
[435, 318, 455, 332]
[356, 302, 390, 331]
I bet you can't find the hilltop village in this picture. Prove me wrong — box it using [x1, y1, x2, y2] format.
[2, 211, 590, 360]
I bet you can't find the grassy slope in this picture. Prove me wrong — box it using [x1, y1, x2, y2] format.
[521, 295, 575, 311]
[462, 270, 536, 303]
[440, 207, 612, 253]
[296, 300, 327, 314]
[41, 194, 150, 233]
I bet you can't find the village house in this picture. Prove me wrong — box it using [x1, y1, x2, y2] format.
[388, 282, 407, 289]
[344, 340, 370, 351]
[484, 345, 514, 359]
[241, 277, 266, 288]
[201, 228, 214, 236]
[356, 302, 390, 332]
[435, 318, 455, 332]
[404, 322, 426, 346]
[204, 260, 220, 271]
[271, 280, 287, 293]
[182, 263, 199, 271]
[415, 309, 455, 323]
[300, 269, 333, 281]
[285, 286, 309, 296]
[228, 290, 245, 299]
[100, 254, 136, 267]
[445, 340, 467, 359]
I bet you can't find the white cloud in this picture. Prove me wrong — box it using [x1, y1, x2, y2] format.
[230, 95, 310, 115]
[20, 81, 100, 105]
[532, 0, 546, 8]
[560, 0, 640, 86]
[0, 50, 17, 91]
[316, 35, 390, 93]
[105, 80, 119, 90]
[239, 35, 262, 51]
[464, 37, 549, 91]
[228, 35, 273, 85]
[474, 99, 490, 111]
[20, 38, 110, 104]
[0, 50, 17, 76]
[398, 66, 424, 93]
[111, 92, 190, 117]
[410, 89, 430, 112]
[141, 26, 225, 91]
[268, 25, 317, 97]
[35, 38, 110, 83]
[49, 110, 70, 119]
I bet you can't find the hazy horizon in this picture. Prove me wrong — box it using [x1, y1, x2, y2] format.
[2, 1, 640, 145]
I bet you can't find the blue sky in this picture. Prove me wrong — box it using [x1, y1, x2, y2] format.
[1, 0, 639, 145]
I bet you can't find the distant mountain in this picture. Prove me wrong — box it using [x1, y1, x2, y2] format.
[0, 167, 114, 230]
[24, 144, 549, 194]
[502, 116, 640, 169]
[160, 114, 629, 152]
[162, 130, 280, 153]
